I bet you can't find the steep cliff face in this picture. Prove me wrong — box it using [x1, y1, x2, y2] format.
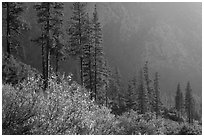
[9, 2, 201, 103]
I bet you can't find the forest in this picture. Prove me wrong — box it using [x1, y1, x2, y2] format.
[2, 2, 202, 135]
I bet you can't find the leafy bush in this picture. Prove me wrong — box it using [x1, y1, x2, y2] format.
[2, 73, 117, 135]
[2, 84, 41, 134]
[113, 110, 164, 135]
[177, 123, 202, 135]
[2, 55, 38, 85]
[162, 119, 181, 135]
[2, 69, 202, 135]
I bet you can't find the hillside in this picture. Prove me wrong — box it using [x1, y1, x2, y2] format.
[2, 2, 201, 105]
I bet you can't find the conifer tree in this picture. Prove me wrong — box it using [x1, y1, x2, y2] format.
[143, 61, 153, 112]
[175, 83, 184, 118]
[103, 59, 111, 106]
[138, 69, 148, 114]
[154, 72, 161, 118]
[115, 67, 122, 103]
[92, 4, 106, 102]
[185, 81, 195, 123]
[126, 81, 134, 110]
[67, 2, 88, 86]
[50, 3, 65, 74]
[2, 2, 28, 58]
[33, 2, 64, 90]
[83, 14, 94, 99]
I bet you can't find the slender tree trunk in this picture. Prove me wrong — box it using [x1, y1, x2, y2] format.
[88, 44, 93, 99]
[80, 56, 83, 86]
[41, 34, 45, 84]
[94, 43, 97, 101]
[55, 52, 59, 74]
[105, 83, 108, 107]
[77, 4, 83, 87]
[44, 2, 50, 90]
[6, 2, 11, 57]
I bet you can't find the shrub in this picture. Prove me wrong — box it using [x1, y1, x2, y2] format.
[113, 110, 164, 135]
[177, 123, 202, 135]
[162, 119, 181, 135]
[2, 55, 38, 85]
[2, 84, 40, 134]
[2, 73, 116, 135]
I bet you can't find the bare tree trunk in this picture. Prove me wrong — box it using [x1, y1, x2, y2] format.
[6, 3, 11, 57]
[94, 44, 97, 102]
[55, 52, 59, 74]
[88, 45, 93, 99]
[80, 56, 83, 86]
[44, 2, 50, 91]
[41, 34, 45, 85]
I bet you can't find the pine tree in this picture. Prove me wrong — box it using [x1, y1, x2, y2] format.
[83, 14, 94, 99]
[126, 81, 134, 110]
[143, 61, 153, 112]
[115, 67, 122, 104]
[185, 81, 195, 123]
[2, 2, 28, 58]
[103, 59, 111, 106]
[92, 4, 106, 102]
[67, 2, 88, 86]
[138, 69, 148, 114]
[175, 83, 184, 118]
[33, 2, 64, 90]
[154, 72, 161, 118]
[50, 3, 65, 74]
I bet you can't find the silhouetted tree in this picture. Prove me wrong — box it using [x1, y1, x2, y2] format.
[138, 69, 148, 114]
[83, 14, 94, 99]
[175, 83, 184, 118]
[92, 4, 105, 102]
[33, 2, 64, 90]
[125, 81, 134, 110]
[50, 3, 65, 74]
[143, 61, 153, 112]
[154, 72, 161, 118]
[67, 2, 88, 86]
[185, 81, 195, 123]
[2, 2, 28, 58]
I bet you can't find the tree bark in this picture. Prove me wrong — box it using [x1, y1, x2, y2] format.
[94, 43, 97, 101]
[55, 52, 59, 74]
[80, 56, 83, 86]
[6, 2, 11, 57]
[88, 44, 93, 99]
[44, 2, 50, 91]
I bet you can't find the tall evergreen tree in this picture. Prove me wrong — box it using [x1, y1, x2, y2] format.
[2, 2, 28, 58]
[50, 3, 65, 74]
[154, 72, 161, 118]
[33, 2, 64, 90]
[83, 14, 94, 99]
[92, 4, 105, 102]
[138, 69, 148, 114]
[185, 81, 195, 123]
[175, 83, 184, 118]
[126, 81, 134, 110]
[143, 61, 153, 112]
[67, 2, 88, 86]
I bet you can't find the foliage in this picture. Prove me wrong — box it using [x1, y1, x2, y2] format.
[177, 123, 202, 135]
[113, 110, 164, 135]
[2, 72, 116, 135]
[2, 2, 29, 56]
[2, 55, 38, 85]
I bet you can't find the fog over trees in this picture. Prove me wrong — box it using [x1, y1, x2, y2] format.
[2, 2, 202, 135]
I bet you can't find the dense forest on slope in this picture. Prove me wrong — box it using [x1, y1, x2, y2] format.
[2, 2, 202, 135]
